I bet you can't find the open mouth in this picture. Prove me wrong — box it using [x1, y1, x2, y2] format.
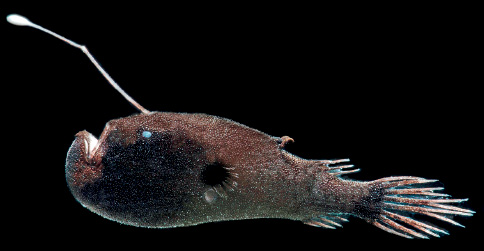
[84, 132, 99, 158]
[75, 130, 99, 160]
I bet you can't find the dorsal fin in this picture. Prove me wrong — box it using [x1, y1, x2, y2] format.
[316, 159, 361, 176]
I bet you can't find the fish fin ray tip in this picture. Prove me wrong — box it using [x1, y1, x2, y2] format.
[362, 176, 474, 238]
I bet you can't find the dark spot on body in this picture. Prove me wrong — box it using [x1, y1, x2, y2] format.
[201, 162, 230, 187]
[78, 130, 207, 225]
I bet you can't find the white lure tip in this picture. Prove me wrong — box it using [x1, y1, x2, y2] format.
[6, 14, 33, 26]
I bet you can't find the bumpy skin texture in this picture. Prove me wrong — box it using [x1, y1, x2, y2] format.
[65, 112, 365, 227]
[65, 112, 473, 238]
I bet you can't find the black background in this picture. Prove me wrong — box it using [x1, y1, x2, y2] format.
[2, 3, 481, 249]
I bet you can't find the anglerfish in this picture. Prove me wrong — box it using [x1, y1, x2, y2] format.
[8, 14, 474, 239]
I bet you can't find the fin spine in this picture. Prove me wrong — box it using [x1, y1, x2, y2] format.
[363, 176, 474, 238]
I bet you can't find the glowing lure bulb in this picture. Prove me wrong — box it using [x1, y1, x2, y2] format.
[7, 14, 33, 26]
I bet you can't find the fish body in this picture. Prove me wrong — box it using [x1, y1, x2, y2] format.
[67, 112, 311, 227]
[66, 112, 474, 238]
[6, 13, 473, 239]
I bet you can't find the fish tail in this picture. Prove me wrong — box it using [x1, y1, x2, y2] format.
[361, 176, 475, 239]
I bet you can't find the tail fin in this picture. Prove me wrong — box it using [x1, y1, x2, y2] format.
[366, 176, 474, 239]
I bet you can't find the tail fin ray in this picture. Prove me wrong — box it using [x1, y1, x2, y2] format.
[366, 176, 475, 238]
[371, 220, 414, 239]
[382, 210, 447, 237]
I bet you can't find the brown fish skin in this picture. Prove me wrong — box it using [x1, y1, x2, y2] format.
[65, 112, 473, 238]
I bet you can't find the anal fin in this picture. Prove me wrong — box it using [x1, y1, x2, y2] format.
[304, 215, 349, 229]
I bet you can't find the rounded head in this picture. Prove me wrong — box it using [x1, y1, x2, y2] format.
[64, 114, 235, 227]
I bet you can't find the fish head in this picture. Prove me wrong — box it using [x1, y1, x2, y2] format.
[65, 114, 230, 227]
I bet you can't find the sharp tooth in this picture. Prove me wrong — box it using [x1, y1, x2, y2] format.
[83, 139, 89, 155]
[86, 133, 99, 154]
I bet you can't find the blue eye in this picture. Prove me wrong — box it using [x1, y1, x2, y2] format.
[142, 131, 152, 138]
